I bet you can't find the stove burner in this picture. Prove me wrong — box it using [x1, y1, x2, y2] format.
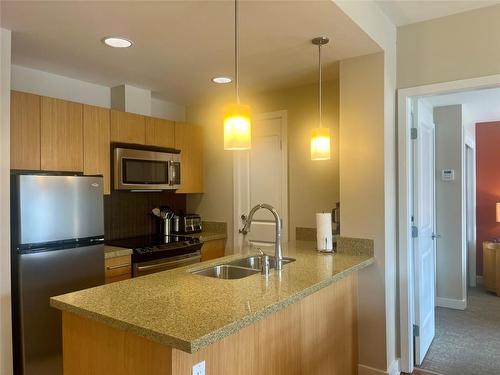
[107, 235, 203, 263]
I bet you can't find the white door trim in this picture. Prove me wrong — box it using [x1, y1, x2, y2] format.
[397, 73, 500, 374]
[232, 110, 288, 252]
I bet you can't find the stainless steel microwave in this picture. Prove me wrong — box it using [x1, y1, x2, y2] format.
[114, 147, 181, 191]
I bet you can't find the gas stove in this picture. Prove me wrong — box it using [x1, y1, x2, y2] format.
[107, 235, 203, 266]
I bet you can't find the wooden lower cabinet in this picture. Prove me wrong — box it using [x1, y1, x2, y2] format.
[104, 255, 132, 284]
[61, 273, 358, 375]
[200, 239, 226, 261]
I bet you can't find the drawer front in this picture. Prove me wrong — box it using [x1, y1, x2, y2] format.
[105, 255, 132, 279]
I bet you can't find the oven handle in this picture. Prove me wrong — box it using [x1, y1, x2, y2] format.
[136, 254, 201, 272]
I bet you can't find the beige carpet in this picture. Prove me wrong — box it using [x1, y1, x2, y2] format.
[420, 287, 500, 375]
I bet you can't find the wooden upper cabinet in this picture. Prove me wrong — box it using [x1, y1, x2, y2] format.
[175, 122, 203, 193]
[145, 117, 175, 148]
[110, 110, 145, 144]
[83, 105, 111, 194]
[10, 91, 41, 170]
[40, 97, 83, 172]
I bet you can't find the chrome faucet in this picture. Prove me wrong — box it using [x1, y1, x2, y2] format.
[239, 203, 284, 270]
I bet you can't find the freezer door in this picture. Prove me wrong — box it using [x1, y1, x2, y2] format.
[15, 175, 104, 245]
[15, 244, 104, 375]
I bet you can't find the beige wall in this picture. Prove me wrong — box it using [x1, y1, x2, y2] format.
[340, 52, 388, 371]
[397, 4, 500, 89]
[186, 80, 339, 250]
[433, 105, 466, 303]
[0, 27, 12, 375]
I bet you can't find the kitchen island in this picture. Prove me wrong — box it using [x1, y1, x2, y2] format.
[51, 238, 374, 375]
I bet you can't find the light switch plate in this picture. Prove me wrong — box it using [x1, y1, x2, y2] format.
[192, 361, 205, 375]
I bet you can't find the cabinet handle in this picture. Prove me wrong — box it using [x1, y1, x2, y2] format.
[106, 263, 130, 270]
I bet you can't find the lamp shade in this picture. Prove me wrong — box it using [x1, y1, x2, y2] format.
[223, 103, 251, 150]
[311, 127, 331, 160]
[496, 202, 500, 223]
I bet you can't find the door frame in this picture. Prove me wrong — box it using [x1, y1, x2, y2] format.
[232, 110, 288, 252]
[398, 74, 500, 374]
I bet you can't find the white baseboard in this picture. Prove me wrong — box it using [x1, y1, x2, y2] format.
[358, 359, 400, 375]
[436, 296, 466, 310]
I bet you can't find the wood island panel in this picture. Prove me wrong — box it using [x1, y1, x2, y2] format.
[62, 273, 357, 375]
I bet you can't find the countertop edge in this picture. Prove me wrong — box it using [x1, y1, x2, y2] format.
[50, 255, 374, 354]
[189, 256, 374, 352]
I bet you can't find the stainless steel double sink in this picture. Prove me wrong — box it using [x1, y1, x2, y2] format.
[192, 255, 295, 280]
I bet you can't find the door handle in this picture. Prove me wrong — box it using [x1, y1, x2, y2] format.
[432, 233, 441, 240]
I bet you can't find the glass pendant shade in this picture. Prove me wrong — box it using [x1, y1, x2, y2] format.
[223, 103, 251, 150]
[310, 127, 331, 160]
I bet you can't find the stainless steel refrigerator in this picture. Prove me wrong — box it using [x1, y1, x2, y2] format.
[11, 174, 105, 375]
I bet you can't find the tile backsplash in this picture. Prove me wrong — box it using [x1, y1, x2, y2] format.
[104, 191, 186, 240]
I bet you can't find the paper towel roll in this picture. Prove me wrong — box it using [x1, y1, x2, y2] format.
[316, 213, 333, 251]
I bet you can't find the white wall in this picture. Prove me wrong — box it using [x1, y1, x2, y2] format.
[11, 65, 186, 121]
[151, 96, 185, 123]
[433, 105, 466, 305]
[335, 1, 398, 373]
[0, 27, 13, 375]
[12, 65, 110, 107]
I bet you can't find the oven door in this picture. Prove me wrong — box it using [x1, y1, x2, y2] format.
[114, 148, 175, 191]
[133, 252, 201, 277]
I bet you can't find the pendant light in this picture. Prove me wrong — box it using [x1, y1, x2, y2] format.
[310, 36, 331, 161]
[223, 0, 251, 150]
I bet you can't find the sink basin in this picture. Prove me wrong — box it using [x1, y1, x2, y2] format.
[227, 255, 296, 270]
[192, 265, 260, 279]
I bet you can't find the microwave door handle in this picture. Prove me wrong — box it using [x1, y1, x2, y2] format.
[170, 161, 176, 186]
[168, 160, 174, 186]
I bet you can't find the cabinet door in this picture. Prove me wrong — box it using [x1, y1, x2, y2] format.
[145, 117, 175, 148]
[41, 97, 83, 172]
[201, 239, 226, 261]
[105, 255, 132, 284]
[83, 105, 111, 194]
[175, 123, 203, 193]
[110, 110, 145, 144]
[11, 91, 41, 170]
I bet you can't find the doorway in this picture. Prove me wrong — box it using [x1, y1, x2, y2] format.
[398, 74, 500, 374]
[233, 110, 288, 252]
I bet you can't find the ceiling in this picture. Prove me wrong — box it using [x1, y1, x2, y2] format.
[426, 87, 500, 124]
[376, 0, 500, 26]
[1, 1, 381, 105]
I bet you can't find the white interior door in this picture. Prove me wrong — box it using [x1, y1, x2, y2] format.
[413, 99, 436, 366]
[233, 111, 288, 251]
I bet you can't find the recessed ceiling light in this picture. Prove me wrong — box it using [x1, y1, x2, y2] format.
[212, 77, 232, 84]
[102, 37, 133, 48]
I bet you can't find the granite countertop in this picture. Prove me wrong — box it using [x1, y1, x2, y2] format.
[104, 245, 132, 259]
[51, 238, 374, 354]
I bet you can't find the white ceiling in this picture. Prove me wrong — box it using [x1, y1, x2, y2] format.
[427, 87, 500, 124]
[1, 1, 381, 105]
[376, 0, 500, 26]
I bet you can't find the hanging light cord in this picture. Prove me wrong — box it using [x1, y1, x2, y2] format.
[318, 43, 322, 128]
[235, 0, 240, 104]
